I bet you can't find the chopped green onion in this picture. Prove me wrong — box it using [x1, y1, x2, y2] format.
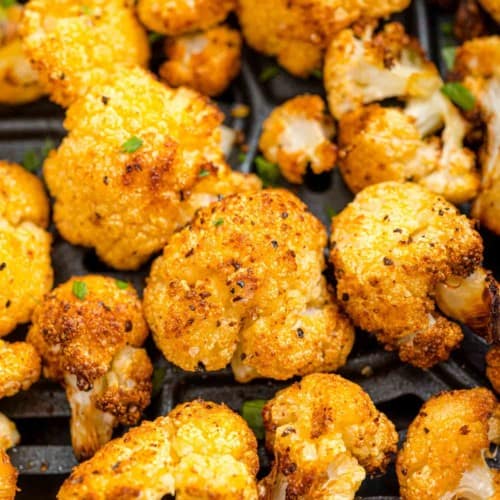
[151, 366, 166, 397]
[121, 136, 143, 153]
[241, 400, 266, 439]
[255, 155, 280, 187]
[441, 82, 476, 111]
[148, 32, 163, 43]
[442, 46, 456, 70]
[198, 168, 210, 178]
[115, 279, 128, 290]
[238, 152, 247, 163]
[311, 69, 323, 79]
[72, 281, 88, 300]
[41, 139, 55, 159]
[326, 207, 337, 219]
[259, 65, 279, 83]
[213, 218, 224, 227]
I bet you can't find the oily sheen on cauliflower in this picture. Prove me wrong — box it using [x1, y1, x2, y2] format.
[144, 190, 354, 382]
[160, 24, 242, 97]
[397, 388, 500, 499]
[259, 373, 398, 499]
[58, 400, 259, 499]
[44, 66, 260, 270]
[330, 182, 490, 368]
[259, 95, 337, 184]
[21, 0, 150, 107]
[27, 275, 152, 460]
[237, 0, 410, 78]
[0, 161, 52, 337]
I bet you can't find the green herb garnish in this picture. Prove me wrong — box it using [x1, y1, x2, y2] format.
[255, 156, 280, 187]
[121, 136, 143, 153]
[22, 139, 55, 173]
[312, 69, 323, 79]
[115, 279, 128, 290]
[151, 366, 166, 397]
[440, 21, 453, 36]
[238, 152, 247, 163]
[148, 32, 163, 43]
[441, 82, 475, 111]
[241, 400, 266, 439]
[213, 218, 224, 227]
[198, 168, 210, 178]
[72, 281, 88, 300]
[326, 207, 337, 219]
[259, 65, 279, 83]
[442, 46, 456, 70]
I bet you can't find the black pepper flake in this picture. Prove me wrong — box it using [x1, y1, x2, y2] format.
[230, 288, 235, 294]
[341, 293, 349, 301]
[185, 248, 194, 258]
[103, 176, 109, 185]
[438, 209, 444, 216]
[393, 228, 402, 233]
[189, 305, 195, 311]
[5, 300, 10, 308]
[282, 463, 297, 475]
[124, 320, 133, 332]
[383, 214, 389, 221]
[271, 240, 278, 248]
[296, 328, 304, 338]
[240, 352, 247, 361]
[0, 262, 5, 271]
[383, 257, 393, 266]
[196, 361, 206, 372]
[281, 212, 288, 219]
[101, 96, 109, 105]
[423, 427, 430, 434]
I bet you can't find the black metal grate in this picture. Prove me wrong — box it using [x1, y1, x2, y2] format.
[0, 1, 498, 497]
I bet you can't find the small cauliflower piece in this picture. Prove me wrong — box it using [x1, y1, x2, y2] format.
[144, 189, 354, 382]
[159, 24, 242, 97]
[325, 22, 441, 119]
[237, 0, 410, 78]
[27, 275, 152, 460]
[0, 413, 19, 452]
[478, 0, 500, 22]
[44, 66, 260, 270]
[21, 0, 150, 107]
[330, 182, 487, 368]
[397, 388, 500, 499]
[259, 95, 337, 184]
[0, 4, 45, 105]
[259, 373, 398, 499]
[0, 450, 16, 500]
[58, 400, 259, 499]
[487, 345, 500, 393]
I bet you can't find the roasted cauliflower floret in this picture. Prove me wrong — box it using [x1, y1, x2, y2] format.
[259, 95, 337, 184]
[397, 388, 500, 499]
[137, 0, 235, 36]
[338, 97, 479, 204]
[259, 373, 398, 499]
[325, 22, 441, 119]
[58, 400, 259, 499]
[0, 450, 16, 500]
[21, 0, 150, 107]
[44, 66, 260, 270]
[478, 0, 500, 22]
[330, 182, 488, 368]
[27, 275, 152, 460]
[159, 24, 242, 97]
[237, 0, 410, 78]
[0, 3, 44, 105]
[144, 190, 354, 382]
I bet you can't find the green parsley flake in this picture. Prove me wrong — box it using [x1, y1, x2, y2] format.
[198, 169, 210, 178]
[22, 138, 55, 173]
[151, 366, 167, 397]
[311, 69, 323, 79]
[259, 65, 279, 83]
[122, 136, 143, 153]
[115, 279, 128, 290]
[326, 207, 337, 219]
[441, 82, 476, 111]
[237, 152, 247, 163]
[241, 400, 266, 439]
[442, 46, 456, 70]
[255, 155, 280, 187]
[213, 218, 224, 227]
[72, 281, 88, 300]
[440, 21, 453, 36]
[148, 32, 163, 43]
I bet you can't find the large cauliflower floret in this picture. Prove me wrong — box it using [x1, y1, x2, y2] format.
[338, 96, 479, 204]
[44, 66, 260, 270]
[237, 0, 410, 78]
[144, 189, 354, 382]
[259, 95, 337, 184]
[397, 388, 500, 499]
[137, 0, 235, 36]
[259, 373, 398, 499]
[330, 182, 487, 368]
[0, 4, 45, 105]
[325, 22, 441, 119]
[20, 0, 150, 107]
[27, 275, 152, 460]
[58, 400, 259, 499]
[159, 24, 242, 97]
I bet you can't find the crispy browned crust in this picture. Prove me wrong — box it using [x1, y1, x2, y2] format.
[487, 345, 500, 393]
[0, 450, 17, 500]
[454, 0, 489, 42]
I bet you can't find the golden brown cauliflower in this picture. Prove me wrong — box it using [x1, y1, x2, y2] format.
[259, 373, 398, 499]
[325, 22, 441, 119]
[21, 0, 150, 107]
[159, 24, 242, 97]
[330, 182, 488, 368]
[237, 0, 410, 78]
[27, 275, 152, 460]
[137, 0, 235, 36]
[487, 345, 500, 393]
[0, 450, 16, 500]
[44, 66, 260, 270]
[338, 99, 479, 204]
[0, 3, 45, 105]
[58, 400, 259, 499]
[478, 0, 500, 22]
[0, 413, 19, 453]
[259, 95, 337, 184]
[144, 189, 354, 382]
[397, 388, 500, 499]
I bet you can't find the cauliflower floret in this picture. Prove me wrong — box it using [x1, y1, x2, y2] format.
[20, 0, 150, 107]
[237, 0, 410, 78]
[44, 66, 260, 270]
[397, 388, 500, 499]
[0, 450, 16, 500]
[159, 24, 242, 97]
[259, 95, 337, 184]
[0, 4, 44, 105]
[58, 400, 259, 499]
[144, 189, 354, 382]
[338, 96, 479, 204]
[325, 22, 441, 119]
[259, 373, 398, 499]
[478, 0, 500, 22]
[27, 275, 152, 460]
[137, 0, 235, 36]
[330, 182, 486, 368]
